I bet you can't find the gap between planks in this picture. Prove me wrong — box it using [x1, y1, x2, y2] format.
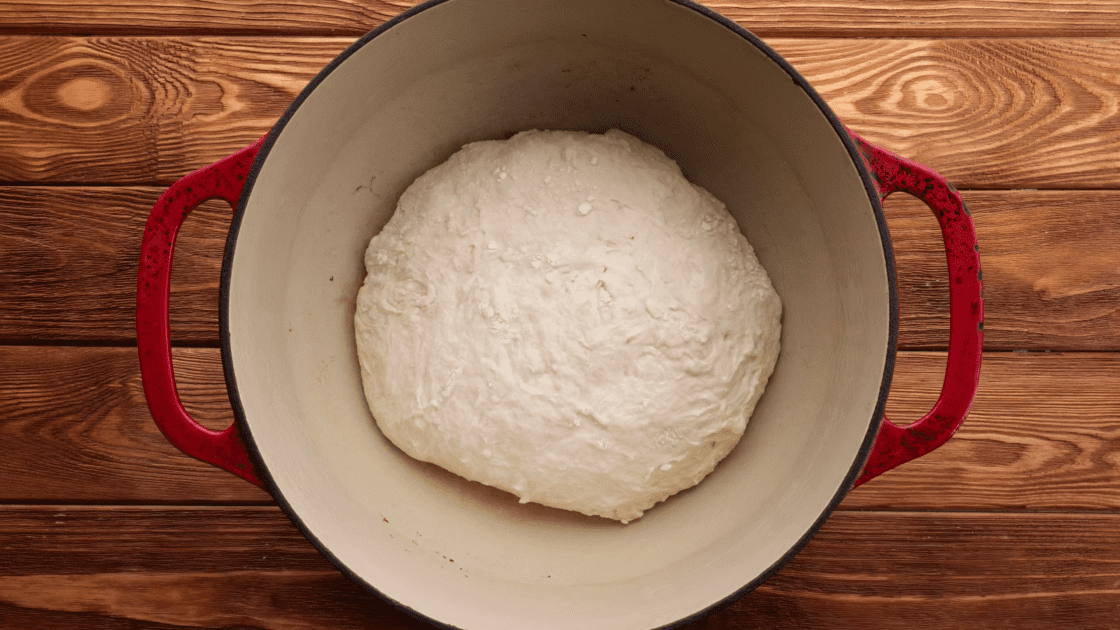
[2, 0, 1120, 38]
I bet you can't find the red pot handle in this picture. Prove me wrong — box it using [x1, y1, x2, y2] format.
[136, 138, 266, 487]
[848, 130, 984, 487]
[135, 132, 981, 489]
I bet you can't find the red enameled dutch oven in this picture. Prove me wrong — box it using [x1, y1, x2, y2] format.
[137, 0, 983, 628]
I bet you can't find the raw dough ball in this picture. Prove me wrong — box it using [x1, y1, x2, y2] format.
[355, 129, 781, 523]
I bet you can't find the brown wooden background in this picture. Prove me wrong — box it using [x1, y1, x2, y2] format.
[2, 1, 1120, 628]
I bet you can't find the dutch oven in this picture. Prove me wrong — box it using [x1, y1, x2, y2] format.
[137, 1, 983, 627]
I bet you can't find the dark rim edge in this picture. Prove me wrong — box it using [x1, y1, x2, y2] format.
[218, 0, 899, 628]
[653, 1, 898, 628]
[220, 0, 464, 628]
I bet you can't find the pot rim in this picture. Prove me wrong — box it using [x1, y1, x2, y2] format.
[218, 0, 899, 627]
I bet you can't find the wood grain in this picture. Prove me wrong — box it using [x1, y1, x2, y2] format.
[5, 187, 1120, 350]
[845, 351, 1120, 511]
[0, 345, 271, 504]
[0, 36, 343, 184]
[885, 190, 1120, 352]
[0, 506, 423, 629]
[768, 38, 1120, 189]
[0, 187, 232, 345]
[2, 0, 1120, 38]
[739, 511, 1120, 630]
[2, 37, 1119, 188]
[1, 507, 1118, 629]
[2, 346, 1118, 510]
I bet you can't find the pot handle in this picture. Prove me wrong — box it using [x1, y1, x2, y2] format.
[136, 138, 267, 487]
[848, 130, 984, 487]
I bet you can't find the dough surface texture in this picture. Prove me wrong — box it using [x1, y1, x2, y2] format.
[355, 129, 781, 523]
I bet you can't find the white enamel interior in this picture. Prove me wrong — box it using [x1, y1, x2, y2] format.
[225, 0, 892, 628]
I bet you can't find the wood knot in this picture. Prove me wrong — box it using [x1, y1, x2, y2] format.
[56, 77, 111, 112]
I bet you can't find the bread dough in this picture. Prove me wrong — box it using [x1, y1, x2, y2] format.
[355, 129, 781, 523]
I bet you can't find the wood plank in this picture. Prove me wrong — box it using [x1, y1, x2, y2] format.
[1, 507, 1118, 629]
[768, 38, 1120, 190]
[0, 36, 344, 184]
[2, 0, 1120, 38]
[5, 187, 1120, 350]
[0, 187, 231, 345]
[845, 351, 1120, 511]
[885, 190, 1120, 352]
[737, 511, 1120, 630]
[2, 346, 1119, 510]
[2, 37, 1119, 188]
[0, 0, 416, 36]
[0, 345, 272, 504]
[0, 506, 425, 629]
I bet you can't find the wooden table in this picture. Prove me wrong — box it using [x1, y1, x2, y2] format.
[3, 1, 1119, 628]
